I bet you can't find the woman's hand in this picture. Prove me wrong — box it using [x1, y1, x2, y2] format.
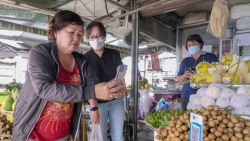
[113, 78, 126, 98]
[94, 81, 122, 100]
[91, 111, 100, 124]
[183, 71, 193, 79]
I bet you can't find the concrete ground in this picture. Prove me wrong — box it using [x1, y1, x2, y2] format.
[136, 130, 154, 141]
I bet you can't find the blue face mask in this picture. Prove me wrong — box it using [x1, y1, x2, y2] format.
[188, 45, 200, 55]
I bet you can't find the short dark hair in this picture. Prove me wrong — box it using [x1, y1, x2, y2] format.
[85, 21, 106, 39]
[185, 34, 204, 50]
[47, 10, 84, 42]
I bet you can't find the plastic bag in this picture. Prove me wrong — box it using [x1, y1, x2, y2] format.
[156, 97, 169, 111]
[233, 107, 246, 115]
[196, 87, 207, 97]
[244, 107, 250, 115]
[206, 85, 221, 100]
[236, 86, 250, 99]
[138, 89, 152, 117]
[220, 87, 235, 99]
[236, 17, 250, 31]
[230, 3, 250, 20]
[200, 96, 216, 108]
[89, 124, 103, 141]
[169, 101, 182, 109]
[186, 102, 201, 110]
[230, 94, 249, 109]
[186, 102, 193, 110]
[189, 94, 201, 105]
[216, 96, 230, 108]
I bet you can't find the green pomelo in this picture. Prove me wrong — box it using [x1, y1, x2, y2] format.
[138, 81, 144, 88]
[142, 78, 148, 84]
[2, 97, 14, 111]
[12, 100, 17, 111]
[12, 89, 19, 101]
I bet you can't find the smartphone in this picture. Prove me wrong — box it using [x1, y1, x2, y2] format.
[189, 67, 196, 73]
[115, 64, 127, 81]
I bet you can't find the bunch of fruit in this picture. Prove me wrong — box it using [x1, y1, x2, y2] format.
[145, 109, 184, 128]
[2, 79, 21, 112]
[0, 112, 13, 140]
[138, 78, 150, 89]
[189, 54, 250, 84]
[155, 105, 250, 141]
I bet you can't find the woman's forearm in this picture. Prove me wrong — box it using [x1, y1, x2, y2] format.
[89, 99, 98, 107]
[177, 75, 186, 83]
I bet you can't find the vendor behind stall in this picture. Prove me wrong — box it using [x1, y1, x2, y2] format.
[177, 34, 219, 110]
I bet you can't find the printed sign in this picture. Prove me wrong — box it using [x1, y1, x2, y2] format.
[151, 54, 160, 70]
[190, 113, 203, 141]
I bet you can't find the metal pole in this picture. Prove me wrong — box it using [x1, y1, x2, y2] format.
[103, 0, 168, 24]
[131, 2, 139, 141]
[175, 25, 180, 75]
[219, 39, 223, 61]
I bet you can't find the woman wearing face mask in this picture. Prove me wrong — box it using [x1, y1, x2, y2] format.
[12, 11, 124, 141]
[176, 34, 219, 110]
[84, 21, 125, 141]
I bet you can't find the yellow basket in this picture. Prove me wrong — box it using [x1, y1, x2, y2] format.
[0, 92, 13, 122]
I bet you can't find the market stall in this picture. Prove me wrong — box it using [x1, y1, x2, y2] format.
[0, 0, 250, 140]
[0, 79, 22, 140]
[139, 0, 250, 141]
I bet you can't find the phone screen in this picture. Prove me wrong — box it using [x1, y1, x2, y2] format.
[115, 65, 127, 81]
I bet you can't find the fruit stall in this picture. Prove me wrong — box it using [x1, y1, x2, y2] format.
[143, 52, 250, 141]
[0, 80, 21, 140]
[136, 1, 250, 141]
[0, 0, 250, 141]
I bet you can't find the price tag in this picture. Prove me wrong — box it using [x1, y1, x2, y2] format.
[190, 113, 203, 141]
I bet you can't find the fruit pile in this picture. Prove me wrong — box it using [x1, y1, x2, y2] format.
[138, 78, 150, 89]
[0, 112, 13, 140]
[187, 83, 250, 115]
[145, 109, 184, 128]
[155, 105, 250, 141]
[2, 79, 21, 112]
[190, 54, 250, 84]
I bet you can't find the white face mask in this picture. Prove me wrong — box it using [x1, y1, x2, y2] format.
[89, 38, 105, 50]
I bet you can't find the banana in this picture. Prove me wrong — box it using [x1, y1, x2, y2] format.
[145, 109, 185, 128]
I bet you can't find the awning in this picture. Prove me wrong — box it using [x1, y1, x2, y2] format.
[0, 39, 30, 59]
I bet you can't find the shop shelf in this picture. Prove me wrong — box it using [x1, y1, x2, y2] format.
[190, 83, 250, 89]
